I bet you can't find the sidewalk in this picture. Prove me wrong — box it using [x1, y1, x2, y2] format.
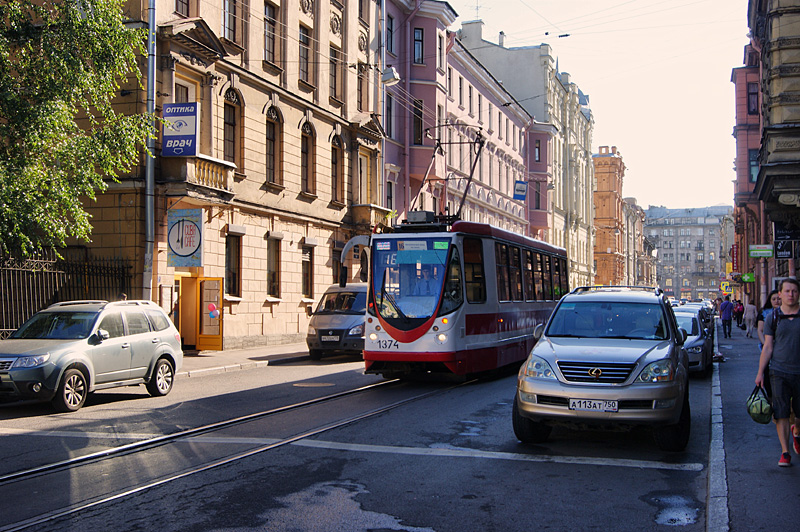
[178, 342, 310, 378]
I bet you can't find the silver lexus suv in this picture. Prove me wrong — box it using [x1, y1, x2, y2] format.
[513, 286, 690, 452]
[0, 300, 183, 412]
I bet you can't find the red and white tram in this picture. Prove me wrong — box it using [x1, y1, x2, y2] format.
[347, 217, 568, 379]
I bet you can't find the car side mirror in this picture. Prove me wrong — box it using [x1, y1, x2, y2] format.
[306, 305, 313, 317]
[95, 329, 110, 342]
[677, 327, 688, 345]
[533, 323, 545, 340]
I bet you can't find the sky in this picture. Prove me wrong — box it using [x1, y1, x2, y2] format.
[445, 0, 750, 210]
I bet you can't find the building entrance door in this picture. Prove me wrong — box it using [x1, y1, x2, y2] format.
[196, 277, 223, 351]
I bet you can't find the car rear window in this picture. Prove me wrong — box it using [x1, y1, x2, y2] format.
[126, 310, 152, 335]
[145, 309, 172, 332]
[546, 301, 667, 340]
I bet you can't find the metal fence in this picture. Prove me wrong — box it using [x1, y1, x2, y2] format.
[0, 250, 132, 339]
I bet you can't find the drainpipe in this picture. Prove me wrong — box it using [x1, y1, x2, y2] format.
[142, 0, 156, 301]
[402, 0, 422, 218]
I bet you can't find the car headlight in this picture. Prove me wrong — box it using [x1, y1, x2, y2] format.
[11, 354, 50, 369]
[307, 326, 316, 336]
[348, 323, 364, 336]
[687, 346, 702, 354]
[522, 355, 556, 379]
[637, 359, 676, 383]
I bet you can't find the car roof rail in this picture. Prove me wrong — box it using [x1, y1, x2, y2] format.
[569, 285, 661, 295]
[106, 300, 157, 308]
[47, 300, 108, 308]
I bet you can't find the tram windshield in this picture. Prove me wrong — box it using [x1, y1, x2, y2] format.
[371, 236, 451, 323]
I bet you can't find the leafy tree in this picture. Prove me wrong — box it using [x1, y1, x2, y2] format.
[0, 0, 154, 255]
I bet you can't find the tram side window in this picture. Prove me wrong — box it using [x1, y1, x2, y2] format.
[463, 238, 486, 303]
[532, 252, 544, 301]
[541, 254, 553, 300]
[509, 246, 523, 301]
[495, 243, 510, 302]
[524, 250, 535, 301]
[440, 247, 464, 314]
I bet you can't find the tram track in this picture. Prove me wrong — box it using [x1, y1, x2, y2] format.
[0, 377, 475, 532]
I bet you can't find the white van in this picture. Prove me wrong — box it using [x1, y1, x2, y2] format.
[306, 283, 367, 360]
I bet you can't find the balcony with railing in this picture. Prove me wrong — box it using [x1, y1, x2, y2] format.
[352, 203, 393, 231]
[160, 154, 236, 202]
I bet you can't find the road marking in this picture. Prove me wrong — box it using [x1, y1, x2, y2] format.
[707, 321, 729, 532]
[294, 439, 704, 471]
[0, 428, 703, 472]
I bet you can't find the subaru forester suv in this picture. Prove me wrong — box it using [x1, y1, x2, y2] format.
[513, 286, 691, 451]
[0, 300, 183, 412]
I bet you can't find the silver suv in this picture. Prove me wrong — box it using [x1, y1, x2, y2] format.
[0, 300, 183, 412]
[513, 286, 691, 452]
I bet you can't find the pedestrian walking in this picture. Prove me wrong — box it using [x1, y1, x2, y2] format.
[757, 289, 781, 400]
[744, 299, 758, 338]
[720, 295, 734, 338]
[755, 278, 800, 467]
[734, 299, 745, 328]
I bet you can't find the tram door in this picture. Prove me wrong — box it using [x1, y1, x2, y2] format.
[196, 278, 223, 351]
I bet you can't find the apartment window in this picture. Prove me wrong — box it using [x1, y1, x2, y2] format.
[302, 246, 314, 298]
[749, 149, 758, 182]
[497, 112, 502, 138]
[438, 34, 444, 69]
[225, 235, 241, 296]
[512, 125, 516, 149]
[357, 63, 368, 111]
[413, 28, 424, 64]
[468, 86, 473, 115]
[266, 239, 280, 297]
[264, 3, 278, 63]
[535, 140, 541, 162]
[265, 107, 281, 184]
[330, 46, 342, 100]
[385, 93, 394, 139]
[747, 82, 759, 114]
[458, 77, 463, 106]
[447, 67, 452, 97]
[299, 26, 312, 83]
[386, 15, 395, 54]
[223, 100, 237, 164]
[448, 128, 453, 166]
[174, 83, 189, 103]
[301, 123, 315, 194]
[358, 0, 368, 23]
[386, 181, 394, 210]
[331, 136, 343, 203]
[176, 0, 189, 17]
[477, 94, 483, 122]
[413, 99, 423, 145]
[223, 0, 237, 42]
[488, 103, 493, 130]
[505, 118, 509, 143]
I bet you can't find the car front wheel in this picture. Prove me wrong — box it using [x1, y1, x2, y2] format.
[512, 395, 552, 444]
[146, 358, 175, 397]
[653, 390, 691, 452]
[52, 368, 88, 412]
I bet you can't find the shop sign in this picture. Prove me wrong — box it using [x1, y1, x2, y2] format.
[749, 244, 773, 258]
[168, 209, 203, 267]
[774, 221, 800, 241]
[776, 240, 794, 259]
[741, 272, 755, 283]
[162, 102, 200, 157]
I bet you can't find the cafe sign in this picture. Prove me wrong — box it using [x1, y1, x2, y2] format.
[749, 244, 773, 258]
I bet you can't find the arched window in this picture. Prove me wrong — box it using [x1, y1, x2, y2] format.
[223, 88, 241, 165]
[265, 106, 282, 185]
[331, 136, 343, 203]
[301, 122, 316, 194]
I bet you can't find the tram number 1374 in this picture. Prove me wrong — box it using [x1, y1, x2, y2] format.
[375, 339, 399, 349]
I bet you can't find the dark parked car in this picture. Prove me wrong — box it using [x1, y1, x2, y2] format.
[0, 300, 182, 412]
[673, 308, 713, 376]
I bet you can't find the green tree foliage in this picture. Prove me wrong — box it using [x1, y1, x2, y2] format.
[0, 0, 154, 255]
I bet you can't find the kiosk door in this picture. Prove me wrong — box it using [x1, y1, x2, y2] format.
[196, 278, 223, 351]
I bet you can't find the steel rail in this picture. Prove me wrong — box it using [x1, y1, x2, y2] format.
[0, 379, 475, 532]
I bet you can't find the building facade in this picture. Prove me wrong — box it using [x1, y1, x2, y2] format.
[457, 21, 595, 288]
[592, 146, 625, 285]
[643, 206, 733, 301]
[85, 0, 390, 350]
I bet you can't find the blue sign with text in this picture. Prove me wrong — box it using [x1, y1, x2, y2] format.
[513, 180, 528, 201]
[162, 102, 200, 157]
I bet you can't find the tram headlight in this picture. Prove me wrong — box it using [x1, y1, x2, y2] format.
[369, 333, 378, 341]
[523, 355, 556, 380]
[436, 333, 447, 342]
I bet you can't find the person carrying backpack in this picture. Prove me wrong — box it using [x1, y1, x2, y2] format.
[755, 278, 800, 467]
